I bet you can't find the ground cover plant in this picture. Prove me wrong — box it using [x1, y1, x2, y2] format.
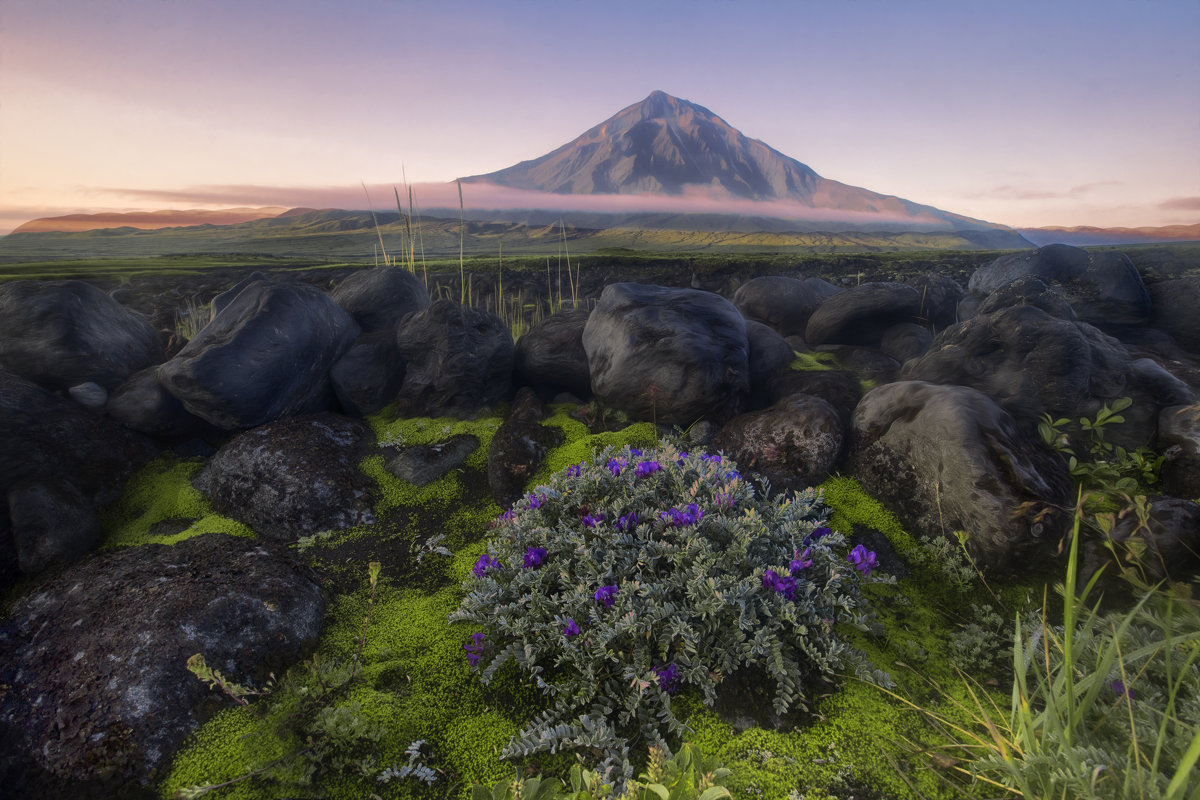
[450, 443, 893, 787]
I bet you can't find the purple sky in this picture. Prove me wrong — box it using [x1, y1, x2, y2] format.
[1, 0, 1197, 234]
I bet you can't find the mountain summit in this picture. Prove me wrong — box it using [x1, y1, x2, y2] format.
[463, 91, 1015, 235]
[466, 90, 822, 199]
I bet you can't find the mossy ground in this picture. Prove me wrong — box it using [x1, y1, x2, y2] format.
[100, 455, 255, 547]
[159, 410, 1028, 800]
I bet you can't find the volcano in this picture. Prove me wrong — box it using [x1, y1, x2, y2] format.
[461, 90, 1021, 238]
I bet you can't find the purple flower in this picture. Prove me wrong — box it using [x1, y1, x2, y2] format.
[847, 544, 877, 576]
[701, 454, 722, 465]
[763, 569, 797, 600]
[675, 452, 689, 465]
[805, 526, 833, 544]
[563, 618, 581, 638]
[582, 512, 606, 528]
[464, 632, 485, 667]
[526, 492, 547, 510]
[617, 512, 639, 532]
[472, 554, 501, 578]
[594, 585, 619, 608]
[789, 547, 813, 575]
[725, 471, 740, 481]
[499, 508, 516, 522]
[653, 662, 679, 694]
[714, 492, 735, 510]
[606, 458, 626, 476]
[566, 463, 583, 478]
[634, 460, 661, 478]
[1110, 679, 1136, 700]
[660, 503, 704, 528]
[630, 448, 643, 457]
[523, 546, 548, 569]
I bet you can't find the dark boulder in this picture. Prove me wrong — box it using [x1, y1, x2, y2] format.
[513, 308, 592, 401]
[67, 381, 108, 410]
[0, 367, 155, 510]
[732, 275, 842, 338]
[193, 414, 375, 541]
[0, 280, 163, 391]
[7, 480, 101, 574]
[879, 322, 933, 364]
[157, 281, 360, 430]
[385, 434, 481, 487]
[487, 388, 565, 507]
[330, 330, 407, 417]
[1148, 276, 1200, 353]
[0, 533, 324, 793]
[764, 368, 863, 433]
[1159, 404, 1200, 500]
[209, 270, 268, 318]
[745, 320, 795, 409]
[393, 300, 514, 418]
[967, 244, 1150, 328]
[851, 381, 1071, 570]
[1104, 497, 1200, 582]
[976, 275, 1077, 320]
[815, 345, 901, 387]
[904, 273, 965, 332]
[106, 366, 206, 438]
[330, 267, 431, 333]
[583, 283, 749, 425]
[712, 394, 844, 491]
[805, 282, 923, 348]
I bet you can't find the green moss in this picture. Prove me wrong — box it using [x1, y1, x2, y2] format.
[101, 455, 254, 548]
[441, 712, 517, 787]
[161, 706, 289, 800]
[788, 351, 842, 372]
[535, 405, 658, 482]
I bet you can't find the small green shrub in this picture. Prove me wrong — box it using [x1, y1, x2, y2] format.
[1039, 397, 1163, 501]
[472, 742, 732, 800]
[450, 443, 891, 787]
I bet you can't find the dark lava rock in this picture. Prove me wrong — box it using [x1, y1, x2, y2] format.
[0, 366, 155, 511]
[157, 281, 360, 430]
[394, 300, 514, 418]
[0, 533, 324, 795]
[977, 275, 1077, 320]
[879, 322, 933, 364]
[905, 272, 965, 332]
[385, 434, 481, 487]
[7, 480, 101, 574]
[967, 244, 1151, 328]
[330, 329, 407, 417]
[330, 267, 431, 333]
[712, 394, 844, 491]
[583, 283, 749, 425]
[732, 275, 842, 338]
[764, 369, 863, 433]
[0, 280, 163, 391]
[1149, 276, 1200, 353]
[1098, 497, 1200, 583]
[1159, 404, 1200, 500]
[805, 282, 923, 348]
[851, 381, 1071, 571]
[67, 381, 108, 410]
[193, 413, 375, 541]
[488, 388, 565, 507]
[815, 345, 901, 387]
[208, 270, 268, 318]
[745, 319, 795, 409]
[106, 365, 206, 438]
[513, 307, 592, 401]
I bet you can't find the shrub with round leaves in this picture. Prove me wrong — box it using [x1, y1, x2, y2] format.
[449, 442, 891, 781]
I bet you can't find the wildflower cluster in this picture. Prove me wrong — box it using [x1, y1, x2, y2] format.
[449, 443, 891, 780]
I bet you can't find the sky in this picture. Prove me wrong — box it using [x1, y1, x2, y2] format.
[1, 0, 1198, 235]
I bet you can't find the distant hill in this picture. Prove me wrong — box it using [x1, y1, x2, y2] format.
[12, 207, 288, 234]
[461, 90, 1028, 244]
[0, 209, 1032, 263]
[1018, 223, 1200, 247]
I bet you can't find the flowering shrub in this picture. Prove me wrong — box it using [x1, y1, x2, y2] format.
[449, 443, 891, 780]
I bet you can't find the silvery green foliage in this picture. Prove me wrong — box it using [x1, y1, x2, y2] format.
[377, 739, 438, 786]
[450, 443, 890, 776]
